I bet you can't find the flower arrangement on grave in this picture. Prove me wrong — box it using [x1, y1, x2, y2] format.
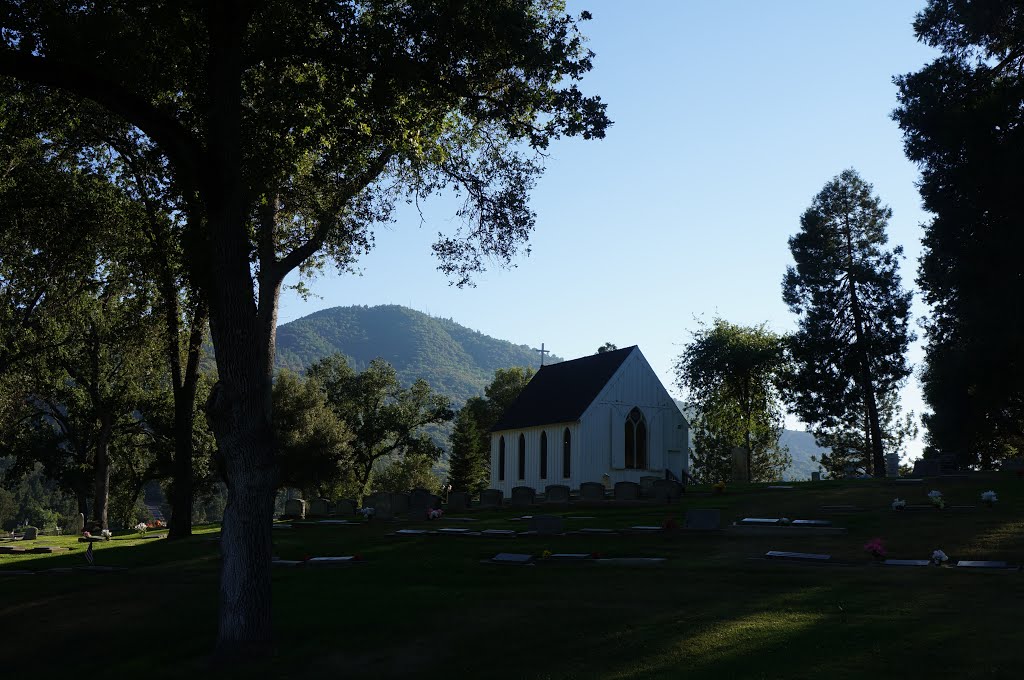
[358, 507, 375, 519]
[541, 550, 552, 560]
[779, 517, 792, 526]
[427, 508, 444, 520]
[863, 538, 887, 560]
[892, 498, 906, 511]
[661, 517, 679, 531]
[712, 481, 726, 495]
[134, 522, 148, 535]
[100, 529, 112, 539]
[927, 490, 946, 510]
[931, 549, 949, 566]
[980, 490, 998, 506]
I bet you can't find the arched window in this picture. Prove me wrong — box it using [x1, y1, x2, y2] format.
[624, 407, 648, 470]
[562, 428, 571, 478]
[518, 434, 526, 480]
[498, 436, 505, 481]
[539, 431, 548, 480]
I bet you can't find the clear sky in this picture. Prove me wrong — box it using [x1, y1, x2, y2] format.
[278, 1, 939, 460]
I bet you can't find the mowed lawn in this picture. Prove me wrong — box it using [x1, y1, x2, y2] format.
[4, 475, 1024, 679]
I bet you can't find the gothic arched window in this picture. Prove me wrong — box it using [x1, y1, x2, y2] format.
[518, 433, 526, 480]
[540, 431, 548, 480]
[499, 436, 505, 481]
[624, 407, 648, 470]
[563, 428, 571, 478]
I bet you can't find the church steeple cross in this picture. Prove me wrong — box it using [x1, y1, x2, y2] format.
[535, 343, 550, 367]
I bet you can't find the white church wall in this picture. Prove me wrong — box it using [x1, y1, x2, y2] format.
[489, 422, 580, 495]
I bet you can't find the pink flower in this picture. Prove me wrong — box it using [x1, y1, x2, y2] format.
[863, 538, 887, 559]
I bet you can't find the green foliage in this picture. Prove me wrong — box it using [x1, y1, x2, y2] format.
[894, 1, 1024, 468]
[597, 342, 618, 354]
[275, 305, 559, 404]
[782, 169, 914, 477]
[447, 403, 489, 495]
[306, 355, 454, 496]
[272, 370, 355, 499]
[0, 486, 16, 529]
[372, 454, 442, 495]
[675, 319, 791, 483]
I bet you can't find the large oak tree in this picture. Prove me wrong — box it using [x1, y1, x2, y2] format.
[0, 1, 608, 651]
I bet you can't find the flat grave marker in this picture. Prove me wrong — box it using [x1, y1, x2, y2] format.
[480, 529, 516, 537]
[395, 529, 429, 535]
[792, 520, 832, 527]
[957, 560, 1010, 569]
[765, 551, 831, 562]
[739, 518, 781, 525]
[489, 553, 533, 565]
[884, 559, 931, 567]
[767, 485, 795, 490]
[685, 509, 721, 530]
[596, 557, 667, 567]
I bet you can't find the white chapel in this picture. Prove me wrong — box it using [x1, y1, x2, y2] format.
[488, 346, 689, 494]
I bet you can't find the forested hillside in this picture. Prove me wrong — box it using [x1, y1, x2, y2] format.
[275, 305, 561, 404]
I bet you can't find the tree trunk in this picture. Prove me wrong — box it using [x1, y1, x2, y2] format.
[92, 415, 114, 529]
[168, 398, 196, 539]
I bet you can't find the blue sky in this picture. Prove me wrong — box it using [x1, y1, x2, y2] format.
[279, 1, 938, 459]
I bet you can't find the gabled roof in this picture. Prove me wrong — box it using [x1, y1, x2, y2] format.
[490, 346, 636, 432]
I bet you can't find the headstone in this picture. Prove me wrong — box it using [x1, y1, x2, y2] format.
[740, 518, 781, 525]
[308, 498, 331, 517]
[548, 553, 592, 561]
[395, 529, 429, 535]
[544, 484, 570, 504]
[765, 550, 831, 561]
[409, 488, 434, 511]
[580, 527, 616, 534]
[938, 452, 957, 475]
[438, 527, 469, 535]
[885, 452, 900, 478]
[491, 553, 533, 564]
[883, 559, 930, 567]
[447, 491, 471, 511]
[956, 560, 1009, 569]
[767, 485, 794, 490]
[613, 481, 640, 501]
[22, 526, 38, 540]
[638, 475, 659, 496]
[364, 492, 393, 520]
[528, 515, 564, 535]
[284, 498, 306, 519]
[912, 459, 941, 477]
[479, 489, 504, 508]
[480, 529, 516, 537]
[333, 498, 357, 516]
[510, 486, 536, 507]
[408, 491, 440, 520]
[651, 479, 683, 502]
[306, 556, 359, 566]
[791, 519, 832, 527]
[731, 446, 749, 482]
[390, 492, 411, 515]
[596, 558, 667, 567]
[684, 509, 721, 530]
[579, 482, 606, 501]
[811, 472, 821, 482]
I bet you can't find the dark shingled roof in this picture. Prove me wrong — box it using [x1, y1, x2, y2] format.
[490, 346, 636, 432]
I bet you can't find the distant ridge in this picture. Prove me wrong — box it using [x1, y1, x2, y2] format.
[275, 304, 562, 404]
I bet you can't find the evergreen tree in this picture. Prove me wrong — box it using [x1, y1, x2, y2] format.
[447, 403, 488, 496]
[675, 319, 792, 483]
[783, 170, 914, 477]
[894, 1, 1024, 467]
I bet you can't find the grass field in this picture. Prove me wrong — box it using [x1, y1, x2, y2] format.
[3, 475, 1024, 679]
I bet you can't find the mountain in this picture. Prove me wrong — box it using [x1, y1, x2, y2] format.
[275, 305, 562, 404]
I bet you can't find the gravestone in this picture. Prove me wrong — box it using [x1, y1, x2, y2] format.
[731, 446, 749, 483]
[528, 515, 564, 535]
[447, 491, 471, 511]
[333, 499, 357, 516]
[684, 509, 721, 531]
[544, 484, 570, 504]
[510, 486, 536, 507]
[885, 452, 900, 478]
[912, 459, 941, 477]
[884, 559, 930, 567]
[408, 488, 432, 510]
[491, 553, 532, 564]
[409, 492, 441, 520]
[613, 481, 640, 501]
[651, 479, 682, 503]
[479, 489, 504, 508]
[284, 498, 306, 519]
[364, 492, 393, 520]
[22, 526, 38, 540]
[639, 475, 659, 496]
[811, 472, 821, 482]
[390, 492, 411, 515]
[791, 519, 832, 527]
[579, 482, 606, 501]
[308, 498, 331, 517]
[957, 560, 1009, 569]
[765, 550, 831, 561]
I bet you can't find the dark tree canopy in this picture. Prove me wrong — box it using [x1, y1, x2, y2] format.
[783, 170, 914, 477]
[894, 0, 1024, 467]
[0, 0, 609, 650]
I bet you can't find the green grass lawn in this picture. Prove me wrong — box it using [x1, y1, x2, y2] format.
[4, 475, 1024, 679]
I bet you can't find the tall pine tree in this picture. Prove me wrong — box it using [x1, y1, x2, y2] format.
[783, 170, 914, 477]
[447, 401, 489, 496]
